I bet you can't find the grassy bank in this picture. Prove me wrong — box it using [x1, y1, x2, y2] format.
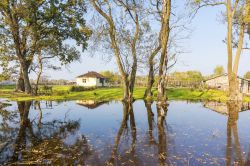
[1, 85, 250, 102]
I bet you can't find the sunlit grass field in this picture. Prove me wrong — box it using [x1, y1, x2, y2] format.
[0, 85, 249, 102]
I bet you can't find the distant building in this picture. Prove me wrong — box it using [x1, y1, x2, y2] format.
[203, 73, 250, 95]
[76, 71, 108, 87]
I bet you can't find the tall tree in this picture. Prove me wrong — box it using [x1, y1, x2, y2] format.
[90, 0, 141, 102]
[157, 0, 172, 105]
[0, 0, 91, 94]
[189, 0, 249, 101]
[143, 1, 188, 100]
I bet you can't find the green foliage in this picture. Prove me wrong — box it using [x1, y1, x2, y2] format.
[69, 86, 96, 92]
[244, 71, 250, 79]
[0, 0, 92, 86]
[100, 71, 121, 85]
[0, 35, 17, 81]
[70, 86, 86, 92]
[213, 65, 225, 76]
[245, 0, 250, 34]
[170, 71, 203, 81]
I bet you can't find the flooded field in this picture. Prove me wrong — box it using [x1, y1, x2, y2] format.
[1, 99, 250, 165]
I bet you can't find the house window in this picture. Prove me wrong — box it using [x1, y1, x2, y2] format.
[82, 79, 86, 83]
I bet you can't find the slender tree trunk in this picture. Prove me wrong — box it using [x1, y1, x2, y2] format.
[157, 0, 171, 105]
[226, 1, 235, 101]
[144, 46, 161, 99]
[144, 65, 155, 99]
[123, 78, 130, 101]
[128, 59, 137, 102]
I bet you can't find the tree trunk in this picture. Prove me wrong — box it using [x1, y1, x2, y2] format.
[157, 0, 171, 105]
[144, 46, 161, 99]
[16, 70, 25, 92]
[228, 73, 242, 101]
[91, 1, 139, 103]
[123, 72, 137, 103]
[35, 71, 42, 96]
[123, 78, 130, 102]
[128, 61, 137, 102]
[226, 0, 245, 101]
[22, 64, 32, 94]
[9, 10, 32, 94]
[144, 65, 155, 99]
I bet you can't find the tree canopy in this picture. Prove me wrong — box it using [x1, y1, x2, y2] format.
[244, 71, 250, 79]
[213, 65, 225, 76]
[170, 71, 203, 81]
[0, 0, 91, 93]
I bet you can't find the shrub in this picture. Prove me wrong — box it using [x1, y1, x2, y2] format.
[70, 86, 85, 92]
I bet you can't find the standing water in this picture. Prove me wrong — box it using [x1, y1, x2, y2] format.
[0, 99, 250, 165]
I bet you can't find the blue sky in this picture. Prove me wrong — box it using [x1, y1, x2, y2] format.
[44, 3, 250, 80]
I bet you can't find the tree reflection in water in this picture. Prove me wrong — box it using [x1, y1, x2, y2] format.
[226, 101, 244, 166]
[157, 104, 169, 166]
[0, 101, 92, 165]
[144, 100, 156, 145]
[2, 100, 250, 165]
[107, 100, 174, 165]
[107, 101, 138, 165]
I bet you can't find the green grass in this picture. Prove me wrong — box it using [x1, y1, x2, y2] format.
[0, 85, 249, 102]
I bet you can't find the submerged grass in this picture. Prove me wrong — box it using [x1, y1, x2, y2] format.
[0, 85, 249, 102]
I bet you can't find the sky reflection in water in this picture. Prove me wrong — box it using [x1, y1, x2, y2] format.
[1, 100, 250, 165]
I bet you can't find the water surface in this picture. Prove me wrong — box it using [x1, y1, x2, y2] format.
[0, 99, 250, 165]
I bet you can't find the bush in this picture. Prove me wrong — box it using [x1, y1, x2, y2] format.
[70, 86, 85, 92]
[69, 86, 97, 92]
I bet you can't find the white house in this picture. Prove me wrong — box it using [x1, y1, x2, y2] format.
[203, 73, 250, 95]
[76, 71, 108, 87]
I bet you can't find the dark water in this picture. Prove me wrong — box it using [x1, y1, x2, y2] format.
[1, 99, 250, 166]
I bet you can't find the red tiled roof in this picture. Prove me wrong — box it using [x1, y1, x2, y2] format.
[77, 71, 106, 78]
